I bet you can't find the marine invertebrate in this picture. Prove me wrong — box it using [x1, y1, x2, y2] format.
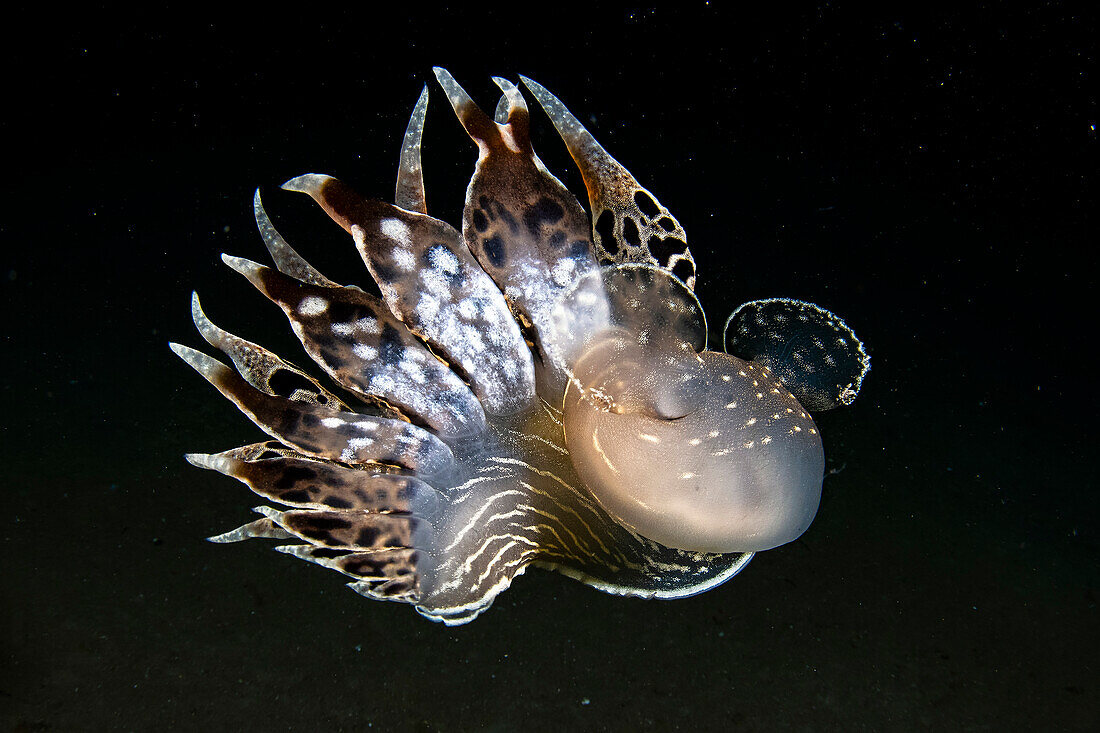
[172, 69, 869, 625]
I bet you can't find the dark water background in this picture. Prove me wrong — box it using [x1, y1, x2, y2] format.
[3, 5, 1095, 730]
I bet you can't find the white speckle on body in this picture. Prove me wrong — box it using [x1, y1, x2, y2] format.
[392, 247, 416, 272]
[298, 296, 328, 316]
[429, 245, 460, 275]
[457, 297, 478, 319]
[402, 359, 426, 384]
[550, 258, 576, 287]
[353, 343, 378, 361]
[333, 316, 380, 337]
[380, 218, 412, 244]
[371, 375, 396, 393]
[417, 293, 441, 320]
[342, 436, 375, 462]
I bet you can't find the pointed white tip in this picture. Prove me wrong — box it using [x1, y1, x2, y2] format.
[432, 67, 457, 86]
[169, 343, 225, 381]
[519, 75, 544, 93]
[220, 253, 262, 279]
[281, 173, 331, 195]
[492, 76, 520, 94]
[185, 451, 240, 477]
[184, 452, 214, 469]
[169, 341, 194, 360]
[254, 505, 282, 520]
[190, 291, 206, 324]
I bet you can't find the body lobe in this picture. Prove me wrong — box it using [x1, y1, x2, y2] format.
[564, 338, 824, 553]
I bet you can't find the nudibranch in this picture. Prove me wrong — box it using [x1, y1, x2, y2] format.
[172, 69, 870, 625]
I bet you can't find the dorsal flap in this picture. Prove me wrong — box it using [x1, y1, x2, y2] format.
[723, 298, 870, 411]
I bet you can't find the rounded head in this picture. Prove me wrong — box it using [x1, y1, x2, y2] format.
[563, 335, 824, 553]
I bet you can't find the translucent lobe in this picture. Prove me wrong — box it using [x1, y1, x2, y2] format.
[564, 338, 824, 553]
[190, 441, 438, 605]
[170, 344, 454, 477]
[190, 292, 351, 412]
[724, 297, 870, 411]
[221, 254, 487, 441]
[521, 76, 697, 289]
[253, 189, 339, 288]
[550, 264, 705, 374]
[272, 507, 434, 552]
[282, 174, 536, 416]
[394, 85, 430, 215]
[274, 508, 432, 603]
[185, 447, 443, 517]
[433, 68, 600, 400]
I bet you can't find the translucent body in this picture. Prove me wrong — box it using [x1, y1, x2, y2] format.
[564, 336, 824, 553]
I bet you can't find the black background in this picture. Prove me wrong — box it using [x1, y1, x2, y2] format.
[3, 4, 1095, 730]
